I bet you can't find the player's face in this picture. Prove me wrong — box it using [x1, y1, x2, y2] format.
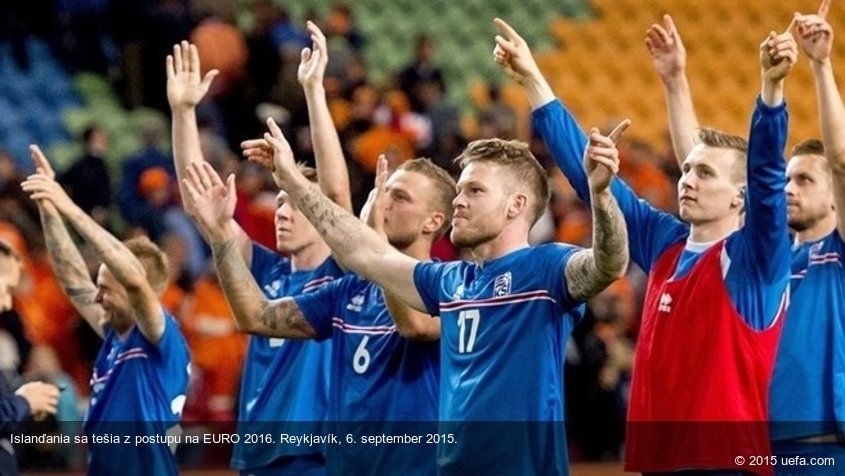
[0, 256, 21, 312]
[382, 170, 437, 249]
[785, 154, 834, 232]
[451, 162, 509, 248]
[95, 264, 133, 332]
[274, 190, 322, 254]
[677, 145, 744, 225]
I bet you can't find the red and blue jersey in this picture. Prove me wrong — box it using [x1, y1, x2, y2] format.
[533, 96, 791, 473]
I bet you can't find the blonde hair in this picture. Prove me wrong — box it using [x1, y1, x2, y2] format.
[456, 138, 549, 225]
[398, 158, 457, 236]
[122, 236, 169, 296]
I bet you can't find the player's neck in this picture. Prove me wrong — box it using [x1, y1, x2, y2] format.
[793, 214, 836, 245]
[397, 239, 432, 261]
[688, 214, 740, 243]
[290, 241, 331, 272]
[470, 233, 529, 263]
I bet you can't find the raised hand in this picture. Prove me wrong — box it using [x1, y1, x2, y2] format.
[181, 162, 236, 241]
[261, 118, 299, 188]
[795, 0, 833, 62]
[29, 144, 56, 179]
[359, 154, 389, 236]
[166, 41, 219, 110]
[584, 120, 630, 195]
[760, 26, 799, 83]
[645, 15, 686, 81]
[22, 146, 77, 215]
[298, 21, 329, 90]
[240, 138, 274, 170]
[492, 17, 543, 86]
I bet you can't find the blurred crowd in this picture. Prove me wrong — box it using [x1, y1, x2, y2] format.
[0, 0, 686, 466]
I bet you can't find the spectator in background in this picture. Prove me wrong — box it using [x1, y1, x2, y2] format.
[0, 239, 59, 476]
[135, 166, 206, 278]
[398, 35, 446, 113]
[180, 273, 246, 422]
[59, 125, 111, 228]
[118, 119, 175, 227]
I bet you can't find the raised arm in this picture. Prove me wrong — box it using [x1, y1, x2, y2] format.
[645, 15, 700, 164]
[740, 27, 794, 281]
[299, 21, 352, 212]
[27, 146, 106, 337]
[22, 150, 165, 343]
[166, 41, 254, 263]
[798, 3, 845, 238]
[260, 118, 427, 311]
[495, 17, 687, 272]
[180, 161, 316, 338]
[565, 122, 630, 301]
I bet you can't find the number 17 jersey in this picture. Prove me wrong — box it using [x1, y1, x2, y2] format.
[413, 244, 584, 476]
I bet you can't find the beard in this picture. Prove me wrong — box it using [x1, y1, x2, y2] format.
[451, 225, 498, 249]
[387, 229, 416, 250]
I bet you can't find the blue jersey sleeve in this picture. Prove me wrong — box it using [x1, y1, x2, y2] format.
[413, 261, 450, 317]
[532, 100, 688, 272]
[293, 277, 347, 341]
[0, 393, 29, 433]
[538, 244, 582, 309]
[723, 97, 791, 330]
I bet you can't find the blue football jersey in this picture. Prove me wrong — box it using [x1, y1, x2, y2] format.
[231, 244, 340, 471]
[414, 244, 583, 476]
[294, 274, 439, 476]
[84, 310, 190, 476]
[771, 231, 845, 440]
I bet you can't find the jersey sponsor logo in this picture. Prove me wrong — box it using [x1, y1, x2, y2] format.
[658, 292, 673, 313]
[346, 293, 366, 312]
[493, 272, 512, 297]
[262, 280, 282, 298]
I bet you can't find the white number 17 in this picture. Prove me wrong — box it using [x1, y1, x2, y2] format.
[457, 309, 480, 353]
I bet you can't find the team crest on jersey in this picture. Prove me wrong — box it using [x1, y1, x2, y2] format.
[452, 284, 465, 300]
[346, 293, 365, 312]
[493, 272, 512, 297]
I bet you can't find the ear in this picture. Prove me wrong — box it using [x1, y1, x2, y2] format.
[507, 192, 529, 219]
[422, 212, 445, 236]
[731, 184, 746, 211]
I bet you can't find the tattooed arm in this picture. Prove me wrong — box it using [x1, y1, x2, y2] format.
[565, 126, 630, 301]
[37, 202, 106, 338]
[565, 191, 629, 301]
[261, 118, 428, 312]
[22, 155, 164, 343]
[212, 239, 317, 338]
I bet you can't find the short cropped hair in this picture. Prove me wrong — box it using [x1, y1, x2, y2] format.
[123, 236, 169, 296]
[790, 139, 825, 158]
[697, 128, 748, 183]
[455, 138, 549, 226]
[399, 158, 457, 236]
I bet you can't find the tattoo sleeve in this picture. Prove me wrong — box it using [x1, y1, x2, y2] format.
[565, 191, 629, 301]
[39, 206, 105, 335]
[212, 239, 315, 339]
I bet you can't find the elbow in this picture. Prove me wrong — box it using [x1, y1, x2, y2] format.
[396, 321, 440, 341]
